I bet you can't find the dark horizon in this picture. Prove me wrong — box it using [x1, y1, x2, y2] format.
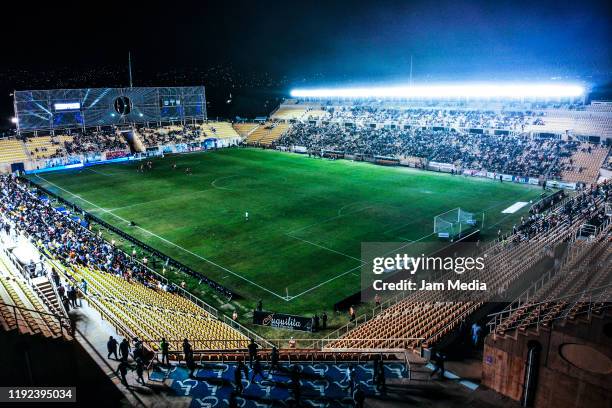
[1, 0, 611, 127]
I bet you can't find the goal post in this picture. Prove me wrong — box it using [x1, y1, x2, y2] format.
[434, 208, 477, 239]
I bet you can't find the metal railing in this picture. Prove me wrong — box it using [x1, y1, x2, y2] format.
[487, 220, 611, 334]
[0, 238, 29, 281]
[487, 283, 612, 334]
[148, 347, 411, 380]
[0, 301, 73, 340]
[72, 326, 147, 407]
[3, 205, 270, 350]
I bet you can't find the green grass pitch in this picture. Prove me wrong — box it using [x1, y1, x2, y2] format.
[29, 148, 543, 316]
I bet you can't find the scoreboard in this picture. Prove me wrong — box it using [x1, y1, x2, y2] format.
[13, 86, 206, 133]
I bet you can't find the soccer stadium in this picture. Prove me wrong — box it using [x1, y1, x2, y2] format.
[0, 2, 611, 408]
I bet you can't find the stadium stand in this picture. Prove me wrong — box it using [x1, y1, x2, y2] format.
[279, 122, 589, 180]
[270, 106, 308, 120]
[327, 181, 611, 354]
[0, 175, 252, 353]
[138, 125, 202, 147]
[199, 121, 241, 139]
[0, 138, 28, 163]
[232, 122, 260, 137]
[490, 223, 610, 335]
[560, 143, 609, 183]
[52, 261, 249, 351]
[0, 246, 71, 339]
[302, 109, 331, 121]
[64, 130, 128, 155]
[246, 122, 291, 146]
[24, 135, 73, 160]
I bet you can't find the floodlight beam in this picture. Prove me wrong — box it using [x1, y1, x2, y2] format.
[290, 83, 585, 99]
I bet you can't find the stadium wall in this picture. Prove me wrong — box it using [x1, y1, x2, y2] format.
[278, 145, 578, 190]
[482, 313, 612, 408]
[0, 330, 127, 406]
[4, 137, 240, 175]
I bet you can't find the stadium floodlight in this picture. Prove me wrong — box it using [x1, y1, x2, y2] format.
[290, 83, 585, 99]
[10, 117, 17, 124]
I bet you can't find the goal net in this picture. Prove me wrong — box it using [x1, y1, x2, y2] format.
[434, 208, 477, 239]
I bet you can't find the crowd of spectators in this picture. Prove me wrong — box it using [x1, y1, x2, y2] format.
[138, 125, 202, 148]
[0, 175, 176, 292]
[508, 181, 609, 244]
[64, 130, 128, 155]
[279, 122, 581, 178]
[320, 106, 545, 131]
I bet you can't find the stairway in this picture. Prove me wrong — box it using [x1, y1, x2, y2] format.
[31, 277, 64, 317]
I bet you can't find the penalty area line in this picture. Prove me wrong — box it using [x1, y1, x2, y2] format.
[34, 175, 289, 301]
[287, 230, 437, 301]
[285, 233, 363, 263]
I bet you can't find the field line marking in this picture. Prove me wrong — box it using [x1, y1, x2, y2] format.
[285, 233, 364, 263]
[34, 175, 289, 301]
[210, 174, 243, 191]
[85, 168, 113, 177]
[287, 231, 437, 301]
[288, 264, 363, 300]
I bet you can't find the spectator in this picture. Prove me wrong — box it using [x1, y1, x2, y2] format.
[107, 336, 118, 360]
[119, 338, 130, 362]
[160, 338, 170, 365]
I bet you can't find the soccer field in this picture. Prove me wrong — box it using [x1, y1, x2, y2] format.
[28, 148, 543, 315]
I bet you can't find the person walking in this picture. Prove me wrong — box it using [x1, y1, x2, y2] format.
[269, 346, 279, 375]
[471, 323, 482, 347]
[51, 268, 60, 286]
[348, 365, 357, 396]
[290, 365, 301, 404]
[376, 360, 386, 394]
[251, 356, 265, 383]
[134, 358, 146, 385]
[160, 338, 170, 364]
[234, 360, 248, 394]
[119, 338, 131, 362]
[247, 339, 258, 367]
[107, 336, 119, 360]
[182, 338, 192, 361]
[116, 360, 129, 387]
[429, 347, 446, 380]
[68, 286, 78, 308]
[186, 350, 196, 379]
[62, 296, 70, 313]
[372, 357, 380, 385]
[353, 386, 365, 408]
[321, 312, 328, 330]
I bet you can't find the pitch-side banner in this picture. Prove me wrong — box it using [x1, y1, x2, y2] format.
[252, 311, 313, 332]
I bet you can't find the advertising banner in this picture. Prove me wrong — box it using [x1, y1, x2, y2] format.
[252, 311, 313, 332]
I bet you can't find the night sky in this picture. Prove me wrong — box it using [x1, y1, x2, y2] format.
[1, 0, 611, 125]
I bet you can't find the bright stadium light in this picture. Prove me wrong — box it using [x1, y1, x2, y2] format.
[289, 83, 585, 99]
[10, 117, 17, 124]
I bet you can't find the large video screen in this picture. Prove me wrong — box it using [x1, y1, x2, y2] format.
[14, 86, 206, 132]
